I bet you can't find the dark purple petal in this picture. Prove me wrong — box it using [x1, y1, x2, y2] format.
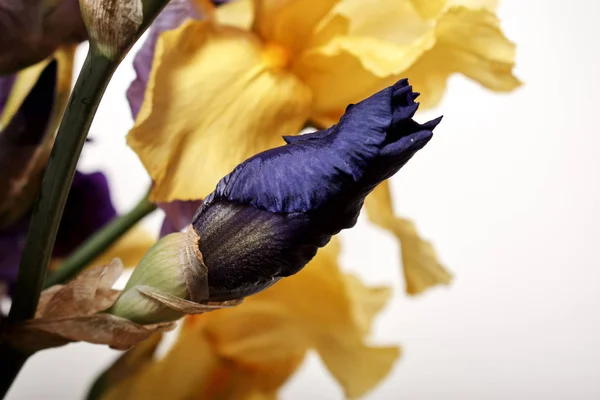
[0, 74, 15, 115]
[53, 171, 117, 257]
[127, 0, 200, 118]
[193, 79, 441, 301]
[158, 199, 202, 237]
[0, 0, 85, 74]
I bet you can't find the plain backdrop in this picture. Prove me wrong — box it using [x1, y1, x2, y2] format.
[6, 0, 600, 399]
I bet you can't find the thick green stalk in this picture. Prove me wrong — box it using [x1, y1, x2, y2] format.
[44, 194, 157, 289]
[0, 49, 117, 399]
[10, 50, 116, 322]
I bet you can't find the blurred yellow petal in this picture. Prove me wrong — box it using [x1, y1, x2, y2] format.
[204, 302, 308, 365]
[252, 239, 400, 397]
[344, 274, 392, 336]
[404, 6, 521, 108]
[410, 0, 447, 19]
[317, 342, 400, 398]
[215, 0, 254, 30]
[102, 319, 221, 400]
[365, 182, 452, 295]
[128, 20, 311, 202]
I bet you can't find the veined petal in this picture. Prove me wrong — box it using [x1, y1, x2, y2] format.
[128, 20, 311, 202]
[365, 181, 452, 295]
[127, 0, 203, 119]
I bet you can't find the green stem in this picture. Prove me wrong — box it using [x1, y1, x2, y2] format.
[0, 49, 117, 399]
[45, 194, 157, 289]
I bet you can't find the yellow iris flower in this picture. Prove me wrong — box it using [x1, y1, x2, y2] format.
[101, 239, 399, 399]
[128, 0, 518, 294]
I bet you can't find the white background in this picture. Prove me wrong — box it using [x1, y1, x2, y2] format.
[7, 0, 600, 399]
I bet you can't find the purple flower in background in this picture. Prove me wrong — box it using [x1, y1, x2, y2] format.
[0, 60, 117, 296]
[191, 79, 442, 301]
[53, 172, 117, 257]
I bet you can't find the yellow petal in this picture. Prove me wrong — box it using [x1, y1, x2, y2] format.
[365, 181, 452, 295]
[403, 6, 521, 108]
[409, 0, 447, 19]
[204, 302, 308, 365]
[317, 342, 400, 398]
[252, 239, 400, 397]
[344, 274, 392, 336]
[128, 20, 312, 202]
[102, 319, 222, 400]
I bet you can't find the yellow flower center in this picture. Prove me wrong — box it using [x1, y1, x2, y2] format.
[262, 42, 291, 69]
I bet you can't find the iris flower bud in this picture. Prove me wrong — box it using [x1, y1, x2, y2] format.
[112, 79, 440, 322]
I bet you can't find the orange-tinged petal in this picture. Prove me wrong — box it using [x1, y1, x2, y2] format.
[365, 181, 452, 295]
[128, 20, 312, 202]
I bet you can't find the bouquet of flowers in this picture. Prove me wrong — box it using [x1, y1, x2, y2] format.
[0, 0, 518, 398]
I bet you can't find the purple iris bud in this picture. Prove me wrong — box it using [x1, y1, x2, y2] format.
[191, 79, 442, 301]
